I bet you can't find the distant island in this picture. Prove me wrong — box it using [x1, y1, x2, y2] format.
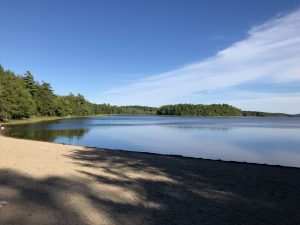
[156, 104, 296, 117]
[0, 65, 298, 122]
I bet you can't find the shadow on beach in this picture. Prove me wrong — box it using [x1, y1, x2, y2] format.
[1, 148, 300, 225]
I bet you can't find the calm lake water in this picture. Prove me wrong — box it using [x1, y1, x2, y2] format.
[4, 116, 300, 167]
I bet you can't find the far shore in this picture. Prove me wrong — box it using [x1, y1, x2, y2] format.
[1, 133, 300, 225]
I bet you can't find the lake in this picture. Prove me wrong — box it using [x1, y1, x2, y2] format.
[4, 116, 300, 167]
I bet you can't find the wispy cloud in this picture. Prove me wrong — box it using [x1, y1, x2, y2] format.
[100, 9, 300, 113]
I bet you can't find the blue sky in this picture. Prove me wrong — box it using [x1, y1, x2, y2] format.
[0, 0, 300, 113]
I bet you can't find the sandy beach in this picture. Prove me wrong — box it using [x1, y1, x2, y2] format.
[1, 134, 300, 225]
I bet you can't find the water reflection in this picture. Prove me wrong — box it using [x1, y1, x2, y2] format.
[167, 125, 230, 132]
[5, 124, 90, 142]
[4, 116, 300, 167]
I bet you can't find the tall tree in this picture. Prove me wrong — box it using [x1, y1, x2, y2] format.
[22, 71, 38, 97]
[0, 68, 35, 120]
[35, 82, 56, 116]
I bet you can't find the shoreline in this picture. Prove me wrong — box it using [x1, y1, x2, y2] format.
[1, 132, 298, 169]
[2, 114, 299, 126]
[2, 114, 107, 125]
[1, 134, 300, 225]
[0, 135, 300, 225]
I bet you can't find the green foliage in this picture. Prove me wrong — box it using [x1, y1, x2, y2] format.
[92, 104, 157, 115]
[0, 65, 157, 121]
[22, 71, 38, 97]
[34, 82, 57, 116]
[62, 93, 93, 116]
[54, 96, 73, 116]
[157, 104, 243, 116]
[0, 66, 35, 120]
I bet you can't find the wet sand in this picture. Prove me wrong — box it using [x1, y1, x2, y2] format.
[0, 134, 300, 225]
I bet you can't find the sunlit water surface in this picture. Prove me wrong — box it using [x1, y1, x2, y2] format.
[4, 116, 300, 167]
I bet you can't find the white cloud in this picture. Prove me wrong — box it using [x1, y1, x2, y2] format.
[100, 9, 300, 113]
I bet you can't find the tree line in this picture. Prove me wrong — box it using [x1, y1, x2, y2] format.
[1, 65, 295, 121]
[0, 66, 156, 121]
[157, 104, 243, 116]
[156, 104, 298, 117]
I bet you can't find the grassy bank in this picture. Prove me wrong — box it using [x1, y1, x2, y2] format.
[4, 114, 107, 125]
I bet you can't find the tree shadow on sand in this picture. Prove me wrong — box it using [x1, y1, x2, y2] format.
[1, 148, 300, 225]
